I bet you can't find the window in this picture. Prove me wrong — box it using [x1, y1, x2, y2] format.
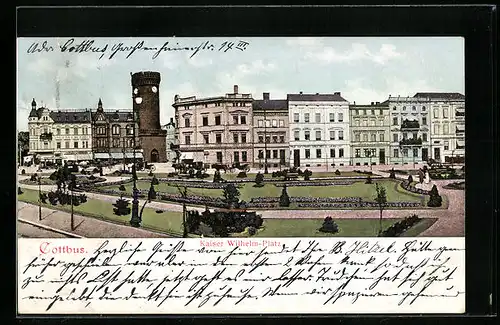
[272, 119, 277, 127]
[304, 130, 310, 140]
[364, 149, 370, 157]
[379, 134, 384, 142]
[233, 116, 238, 124]
[85, 141, 88, 148]
[422, 133, 427, 142]
[113, 138, 120, 147]
[202, 116, 208, 126]
[44, 142, 48, 149]
[293, 113, 299, 123]
[241, 116, 246, 124]
[379, 110, 383, 115]
[273, 150, 278, 159]
[279, 135, 285, 143]
[422, 106, 426, 111]
[74, 141, 79, 148]
[413, 148, 418, 157]
[393, 134, 398, 142]
[315, 131, 321, 140]
[305, 149, 310, 159]
[304, 113, 310, 123]
[56, 142, 61, 149]
[393, 149, 399, 158]
[371, 110, 375, 115]
[339, 148, 344, 157]
[329, 113, 335, 122]
[355, 149, 360, 158]
[265, 136, 270, 143]
[258, 136, 264, 143]
[330, 130, 336, 140]
[234, 152, 239, 162]
[241, 134, 247, 143]
[215, 103, 221, 107]
[279, 150, 286, 161]
[266, 150, 271, 158]
[316, 149, 322, 158]
[434, 108, 439, 118]
[258, 120, 264, 127]
[363, 134, 368, 142]
[331, 148, 336, 158]
[111, 125, 119, 135]
[434, 124, 440, 134]
[402, 106, 406, 111]
[403, 132, 408, 140]
[443, 108, 449, 118]
[393, 106, 397, 111]
[233, 133, 239, 143]
[403, 149, 408, 157]
[355, 133, 360, 142]
[315, 113, 321, 123]
[242, 151, 247, 162]
[66, 128, 70, 134]
[215, 116, 221, 125]
[370, 120, 376, 126]
[279, 120, 284, 127]
[338, 113, 344, 122]
[216, 134, 222, 144]
[355, 110, 359, 115]
[258, 150, 264, 159]
[127, 125, 134, 135]
[422, 117, 427, 125]
[216, 152, 223, 163]
[371, 134, 376, 142]
[272, 136, 278, 143]
[393, 117, 398, 125]
[412, 106, 416, 111]
[65, 141, 69, 149]
[185, 135, 191, 145]
[338, 130, 344, 140]
[444, 141, 449, 150]
[443, 124, 449, 134]
[203, 134, 209, 144]
[56, 129, 60, 135]
[294, 131, 299, 141]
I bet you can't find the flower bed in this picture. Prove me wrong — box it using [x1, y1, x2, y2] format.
[295, 201, 421, 208]
[166, 182, 229, 189]
[400, 181, 430, 195]
[379, 214, 421, 236]
[273, 180, 355, 187]
[249, 196, 363, 204]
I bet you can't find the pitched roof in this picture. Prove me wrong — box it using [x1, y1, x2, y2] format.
[49, 110, 92, 123]
[91, 110, 134, 122]
[287, 93, 347, 102]
[252, 99, 288, 111]
[413, 92, 465, 100]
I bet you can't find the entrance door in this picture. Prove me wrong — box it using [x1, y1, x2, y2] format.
[433, 148, 440, 161]
[379, 149, 385, 164]
[293, 149, 300, 167]
[150, 149, 159, 163]
[422, 148, 429, 161]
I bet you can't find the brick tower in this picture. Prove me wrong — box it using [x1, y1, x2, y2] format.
[131, 71, 167, 163]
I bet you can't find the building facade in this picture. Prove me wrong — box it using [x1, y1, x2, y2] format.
[252, 92, 289, 169]
[288, 92, 350, 168]
[387, 96, 431, 165]
[28, 99, 93, 164]
[413, 92, 465, 164]
[132, 71, 167, 163]
[162, 117, 178, 163]
[173, 85, 254, 167]
[349, 101, 391, 166]
[91, 99, 141, 162]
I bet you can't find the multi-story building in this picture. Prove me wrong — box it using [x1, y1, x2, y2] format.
[90, 98, 141, 162]
[252, 92, 289, 169]
[288, 92, 350, 168]
[162, 117, 178, 163]
[387, 96, 431, 165]
[413, 92, 465, 164]
[28, 98, 93, 164]
[173, 85, 254, 167]
[349, 101, 391, 166]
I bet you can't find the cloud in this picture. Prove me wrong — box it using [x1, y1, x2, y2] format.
[236, 60, 276, 75]
[286, 37, 324, 49]
[304, 43, 403, 65]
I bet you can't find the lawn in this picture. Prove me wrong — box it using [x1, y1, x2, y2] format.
[101, 179, 424, 204]
[399, 218, 438, 237]
[18, 188, 185, 236]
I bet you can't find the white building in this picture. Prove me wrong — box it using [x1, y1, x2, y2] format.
[162, 117, 178, 162]
[414, 92, 465, 164]
[28, 99, 93, 164]
[288, 92, 350, 168]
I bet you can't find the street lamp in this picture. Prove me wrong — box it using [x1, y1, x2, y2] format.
[130, 90, 143, 227]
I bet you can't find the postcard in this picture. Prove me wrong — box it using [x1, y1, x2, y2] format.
[16, 36, 465, 314]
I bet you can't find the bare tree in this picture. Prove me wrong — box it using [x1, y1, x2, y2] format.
[374, 183, 387, 235]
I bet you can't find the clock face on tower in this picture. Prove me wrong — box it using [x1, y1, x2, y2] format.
[133, 88, 138, 95]
[152, 86, 158, 93]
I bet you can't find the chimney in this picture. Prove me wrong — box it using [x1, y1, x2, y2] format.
[299, 91, 303, 95]
[353, 101, 356, 105]
[334, 92, 341, 96]
[315, 92, 319, 95]
[371, 102, 374, 105]
[376, 101, 380, 105]
[234, 85, 238, 94]
[170, 117, 174, 124]
[263, 92, 270, 100]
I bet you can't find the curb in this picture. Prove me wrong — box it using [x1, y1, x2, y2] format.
[18, 217, 85, 238]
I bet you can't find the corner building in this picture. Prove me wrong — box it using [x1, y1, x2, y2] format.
[288, 92, 350, 168]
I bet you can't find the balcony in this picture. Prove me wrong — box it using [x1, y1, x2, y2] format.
[39, 132, 53, 141]
[399, 137, 423, 146]
[400, 119, 420, 129]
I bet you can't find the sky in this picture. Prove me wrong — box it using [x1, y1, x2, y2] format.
[17, 37, 464, 131]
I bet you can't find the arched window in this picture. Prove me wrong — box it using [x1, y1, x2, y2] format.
[126, 124, 134, 135]
[112, 124, 121, 135]
[150, 149, 159, 163]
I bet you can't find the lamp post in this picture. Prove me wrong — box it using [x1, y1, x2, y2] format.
[264, 108, 268, 174]
[130, 90, 143, 227]
[38, 175, 42, 221]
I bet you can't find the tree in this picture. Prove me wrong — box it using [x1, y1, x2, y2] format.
[279, 185, 290, 207]
[389, 168, 396, 179]
[407, 174, 414, 184]
[18, 131, 30, 163]
[113, 195, 131, 216]
[427, 184, 443, 207]
[223, 183, 240, 209]
[255, 172, 264, 187]
[374, 183, 388, 235]
[213, 170, 223, 183]
[303, 169, 312, 181]
[319, 216, 339, 233]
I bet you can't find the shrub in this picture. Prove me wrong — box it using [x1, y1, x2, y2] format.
[254, 172, 264, 187]
[319, 217, 339, 233]
[79, 194, 87, 203]
[279, 185, 290, 207]
[303, 169, 312, 181]
[389, 168, 396, 179]
[148, 170, 154, 176]
[39, 192, 48, 204]
[335, 169, 341, 176]
[113, 195, 131, 216]
[365, 176, 372, 184]
[89, 175, 96, 180]
[186, 210, 202, 233]
[380, 214, 421, 237]
[156, 210, 163, 214]
[407, 175, 413, 183]
[119, 184, 126, 191]
[18, 187, 23, 195]
[427, 185, 442, 207]
[93, 167, 100, 174]
[151, 176, 159, 185]
[21, 169, 26, 175]
[213, 170, 223, 183]
[30, 173, 38, 182]
[237, 171, 247, 178]
[247, 226, 257, 236]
